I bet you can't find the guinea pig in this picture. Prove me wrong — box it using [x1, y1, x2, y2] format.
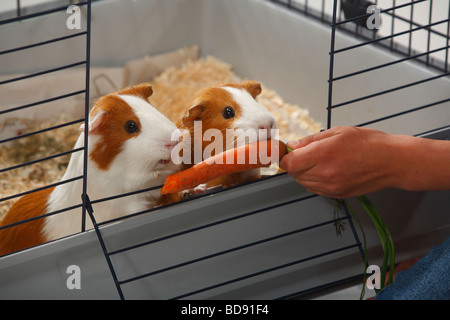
[177, 80, 277, 190]
[0, 84, 181, 256]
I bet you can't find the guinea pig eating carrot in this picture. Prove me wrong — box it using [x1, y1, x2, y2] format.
[0, 84, 181, 256]
[177, 80, 277, 189]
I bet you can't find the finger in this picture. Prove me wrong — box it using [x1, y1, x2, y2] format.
[300, 183, 335, 197]
[305, 188, 330, 197]
[293, 177, 338, 198]
[286, 128, 335, 150]
[279, 145, 317, 174]
[293, 179, 329, 197]
[304, 185, 350, 199]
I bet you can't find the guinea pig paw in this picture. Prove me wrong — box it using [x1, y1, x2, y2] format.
[191, 183, 208, 194]
[180, 184, 208, 199]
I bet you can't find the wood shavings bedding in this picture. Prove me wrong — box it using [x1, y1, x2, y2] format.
[0, 51, 322, 219]
[0, 118, 79, 219]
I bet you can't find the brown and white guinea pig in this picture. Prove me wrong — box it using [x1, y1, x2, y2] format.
[178, 80, 277, 189]
[0, 84, 181, 256]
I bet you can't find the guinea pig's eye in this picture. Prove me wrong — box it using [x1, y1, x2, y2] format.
[222, 106, 235, 119]
[124, 120, 139, 134]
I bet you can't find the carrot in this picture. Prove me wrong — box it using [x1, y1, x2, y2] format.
[161, 139, 288, 194]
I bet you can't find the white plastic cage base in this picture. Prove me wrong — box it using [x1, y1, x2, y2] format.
[0, 174, 363, 300]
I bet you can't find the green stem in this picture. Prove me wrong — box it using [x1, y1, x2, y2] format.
[341, 196, 395, 299]
[356, 196, 395, 289]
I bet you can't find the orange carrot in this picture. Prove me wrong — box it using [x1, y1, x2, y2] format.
[161, 140, 288, 194]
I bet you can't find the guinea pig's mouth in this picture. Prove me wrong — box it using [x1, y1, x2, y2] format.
[158, 159, 171, 165]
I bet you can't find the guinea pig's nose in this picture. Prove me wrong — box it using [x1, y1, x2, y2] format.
[258, 120, 275, 131]
[258, 120, 276, 139]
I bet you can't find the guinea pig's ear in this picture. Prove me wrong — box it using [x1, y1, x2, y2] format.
[116, 83, 153, 100]
[242, 80, 262, 99]
[181, 104, 204, 127]
[80, 110, 107, 135]
[137, 83, 153, 100]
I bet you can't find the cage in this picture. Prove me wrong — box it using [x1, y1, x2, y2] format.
[0, 0, 449, 300]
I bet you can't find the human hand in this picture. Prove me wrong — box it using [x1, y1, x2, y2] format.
[279, 126, 401, 198]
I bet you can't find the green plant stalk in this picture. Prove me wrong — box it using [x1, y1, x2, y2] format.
[341, 196, 395, 299]
[356, 196, 395, 288]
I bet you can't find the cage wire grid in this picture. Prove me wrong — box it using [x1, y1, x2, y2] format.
[326, 0, 450, 132]
[273, 0, 450, 132]
[273, 0, 450, 74]
[0, 2, 92, 235]
[0, 0, 447, 300]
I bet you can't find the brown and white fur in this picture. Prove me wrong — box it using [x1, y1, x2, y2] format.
[0, 84, 181, 256]
[178, 80, 277, 189]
